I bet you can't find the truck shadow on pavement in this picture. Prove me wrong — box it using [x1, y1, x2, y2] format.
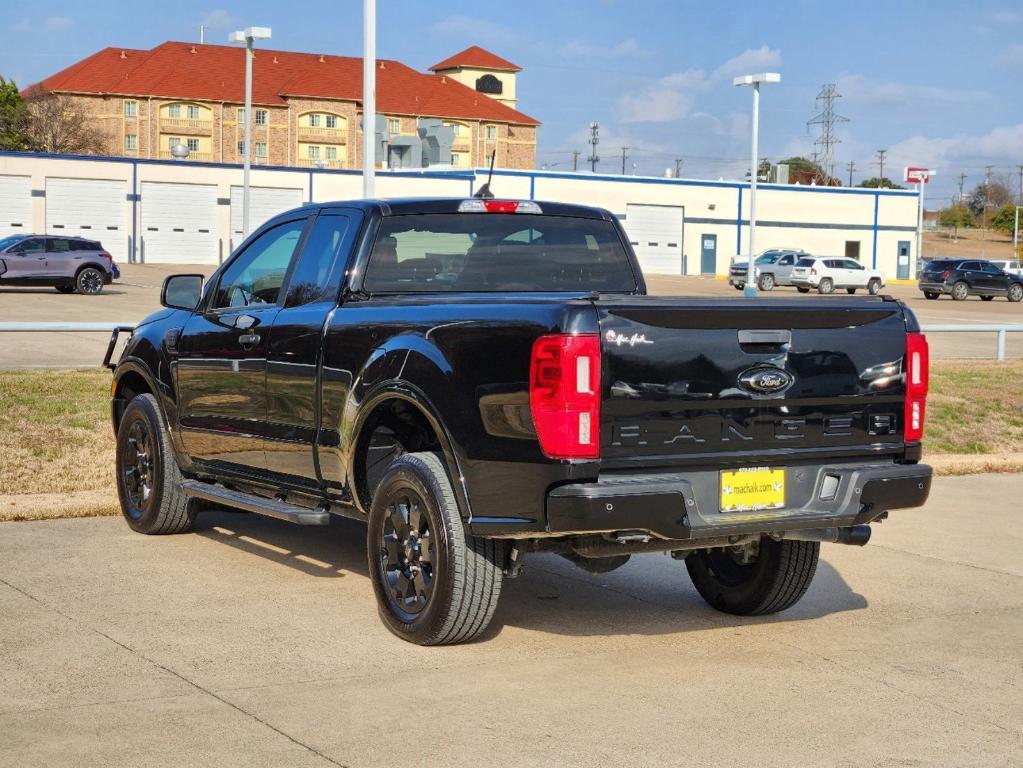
[193, 508, 868, 639]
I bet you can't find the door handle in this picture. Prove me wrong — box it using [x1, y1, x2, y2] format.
[238, 332, 261, 347]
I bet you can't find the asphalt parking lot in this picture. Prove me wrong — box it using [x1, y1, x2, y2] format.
[1, 472, 1020, 767]
[1, 264, 1020, 369]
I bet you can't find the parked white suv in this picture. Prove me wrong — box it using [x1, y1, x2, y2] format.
[790, 257, 886, 295]
[989, 259, 1023, 277]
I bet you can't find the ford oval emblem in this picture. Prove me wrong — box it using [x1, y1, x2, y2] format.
[738, 366, 794, 395]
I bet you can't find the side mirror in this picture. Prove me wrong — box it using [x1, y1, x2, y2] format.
[161, 274, 204, 310]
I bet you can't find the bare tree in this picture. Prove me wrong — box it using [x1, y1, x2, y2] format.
[25, 91, 109, 155]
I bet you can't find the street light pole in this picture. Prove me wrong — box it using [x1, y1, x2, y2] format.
[734, 72, 781, 297]
[230, 26, 271, 239]
[363, 0, 376, 197]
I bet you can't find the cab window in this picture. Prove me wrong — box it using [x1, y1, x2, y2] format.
[213, 219, 306, 309]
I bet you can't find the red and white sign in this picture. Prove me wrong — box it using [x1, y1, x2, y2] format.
[904, 167, 934, 184]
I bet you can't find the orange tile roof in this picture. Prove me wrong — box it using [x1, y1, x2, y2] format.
[429, 45, 522, 72]
[27, 41, 538, 126]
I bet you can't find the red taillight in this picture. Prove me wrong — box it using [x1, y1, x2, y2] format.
[940, 269, 951, 280]
[810, 266, 818, 275]
[904, 332, 929, 442]
[529, 334, 601, 459]
[100, 251, 112, 261]
[483, 200, 520, 213]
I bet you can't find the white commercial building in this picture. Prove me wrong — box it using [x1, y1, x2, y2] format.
[0, 152, 920, 281]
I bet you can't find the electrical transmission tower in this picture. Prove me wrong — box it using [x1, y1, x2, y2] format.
[587, 122, 600, 173]
[806, 84, 849, 184]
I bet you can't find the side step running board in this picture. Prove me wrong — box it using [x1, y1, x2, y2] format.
[181, 480, 330, 525]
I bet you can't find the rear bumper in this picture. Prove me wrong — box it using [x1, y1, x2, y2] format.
[544, 461, 931, 542]
[790, 275, 817, 286]
[918, 281, 948, 294]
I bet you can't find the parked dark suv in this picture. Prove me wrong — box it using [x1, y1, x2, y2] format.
[918, 258, 1023, 302]
[0, 234, 119, 294]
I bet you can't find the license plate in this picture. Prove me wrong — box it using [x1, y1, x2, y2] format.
[720, 468, 785, 512]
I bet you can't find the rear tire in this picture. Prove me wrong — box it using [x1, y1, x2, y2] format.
[1008, 284, 1023, 302]
[115, 393, 197, 534]
[76, 267, 104, 295]
[758, 273, 775, 291]
[685, 537, 819, 615]
[846, 288, 856, 294]
[733, 284, 744, 291]
[981, 295, 995, 301]
[796, 286, 810, 293]
[817, 278, 834, 295]
[55, 285, 75, 294]
[367, 452, 504, 645]
[868, 279, 882, 295]
[951, 281, 969, 301]
[924, 291, 939, 300]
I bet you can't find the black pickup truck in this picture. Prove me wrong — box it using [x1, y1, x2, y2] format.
[107, 197, 932, 645]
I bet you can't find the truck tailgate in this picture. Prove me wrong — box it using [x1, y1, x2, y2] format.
[596, 297, 909, 467]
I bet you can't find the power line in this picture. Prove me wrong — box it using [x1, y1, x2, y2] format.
[806, 84, 849, 182]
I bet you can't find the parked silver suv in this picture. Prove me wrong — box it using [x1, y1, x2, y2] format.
[0, 235, 119, 294]
[728, 248, 809, 291]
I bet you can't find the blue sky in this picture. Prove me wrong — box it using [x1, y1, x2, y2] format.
[2, 0, 1021, 205]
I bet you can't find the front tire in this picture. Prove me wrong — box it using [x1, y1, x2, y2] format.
[367, 452, 504, 645]
[1008, 284, 1023, 302]
[951, 281, 969, 301]
[796, 286, 810, 293]
[868, 279, 882, 295]
[924, 291, 939, 300]
[115, 393, 197, 534]
[758, 273, 774, 291]
[685, 537, 819, 615]
[981, 295, 995, 302]
[817, 278, 834, 295]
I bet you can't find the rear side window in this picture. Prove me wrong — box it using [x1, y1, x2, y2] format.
[71, 240, 101, 251]
[795, 258, 815, 267]
[363, 213, 638, 293]
[48, 238, 72, 252]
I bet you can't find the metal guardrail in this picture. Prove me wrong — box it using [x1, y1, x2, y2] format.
[1, 322, 1022, 361]
[920, 324, 1023, 362]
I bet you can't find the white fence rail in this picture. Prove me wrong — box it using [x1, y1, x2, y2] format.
[1, 322, 1022, 361]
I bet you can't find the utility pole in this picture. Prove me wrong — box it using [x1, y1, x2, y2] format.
[572, 150, 580, 172]
[846, 160, 856, 187]
[620, 146, 629, 175]
[674, 158, 684, 178]
[984, 165, 994, 229]
[587, 122, 599, 173]
[806, 84, 849, 183]
[957, 173, 967, 203]
[875, 149, 887, 183]
[1018, 164, 1023, 206]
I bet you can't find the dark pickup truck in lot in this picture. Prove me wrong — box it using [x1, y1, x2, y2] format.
[107, 197, 932, 645]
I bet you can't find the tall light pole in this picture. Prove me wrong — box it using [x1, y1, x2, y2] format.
[363, 0, 376, 197]
[229, 26, 271, 238]
[734, 72, 780, 297]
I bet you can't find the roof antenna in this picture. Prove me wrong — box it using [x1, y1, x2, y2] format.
[473, 150, 496, 199]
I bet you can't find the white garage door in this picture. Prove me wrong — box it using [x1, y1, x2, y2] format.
[623, 204, 684, 275]
[46, 178, 128, 262]
[140, 182, 217, 264]
[230, 186, 304, 246]
[0, 175, 32, 237]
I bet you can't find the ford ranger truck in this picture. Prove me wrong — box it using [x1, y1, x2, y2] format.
[105, 197, 932, 645]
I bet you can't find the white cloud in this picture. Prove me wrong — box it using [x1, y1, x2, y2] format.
[711, 46, 782, 81]
[838, 74, 992, 111]
[562, 37, 648, 59]
[618, 68, 707, 123]
[430, 15, 519, 46]
[44, 16, 73, 30]
[200, 9, 239, 31]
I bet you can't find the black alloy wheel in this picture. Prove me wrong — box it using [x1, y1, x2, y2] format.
[379, 488, 436, 618]
[77, 267, 104, 295]
[121, 418, 154, 517]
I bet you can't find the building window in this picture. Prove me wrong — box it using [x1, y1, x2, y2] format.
[168, 104, 181, 118]
[309, 114, 321, 128]
[124, 100, 137, 118]
[187, 138, 199, 152]
[308, 145, 321, 159]
[476, 74, 503, 95]
[237, 108, 245, 122]
[124, 134, 137, 151]
[255, 142, 267, 158]
[325, 146, 337, 160]
[187, 105, 201, 120]
[237, 141, 245, 156]
[167, 136, 181, 150]
[325, 114, 337, 129]
[450, 153, 460, 167]
[485, 125, 497, 141]
[387, 118, 401, 134]
[255, 109, 267, 125]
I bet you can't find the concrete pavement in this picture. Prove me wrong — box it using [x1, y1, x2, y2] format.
[1, 264, 1020, 368]
[1, 473, 1021, 767]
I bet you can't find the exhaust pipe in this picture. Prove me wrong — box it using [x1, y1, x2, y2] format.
[785, 525, 872, 546]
